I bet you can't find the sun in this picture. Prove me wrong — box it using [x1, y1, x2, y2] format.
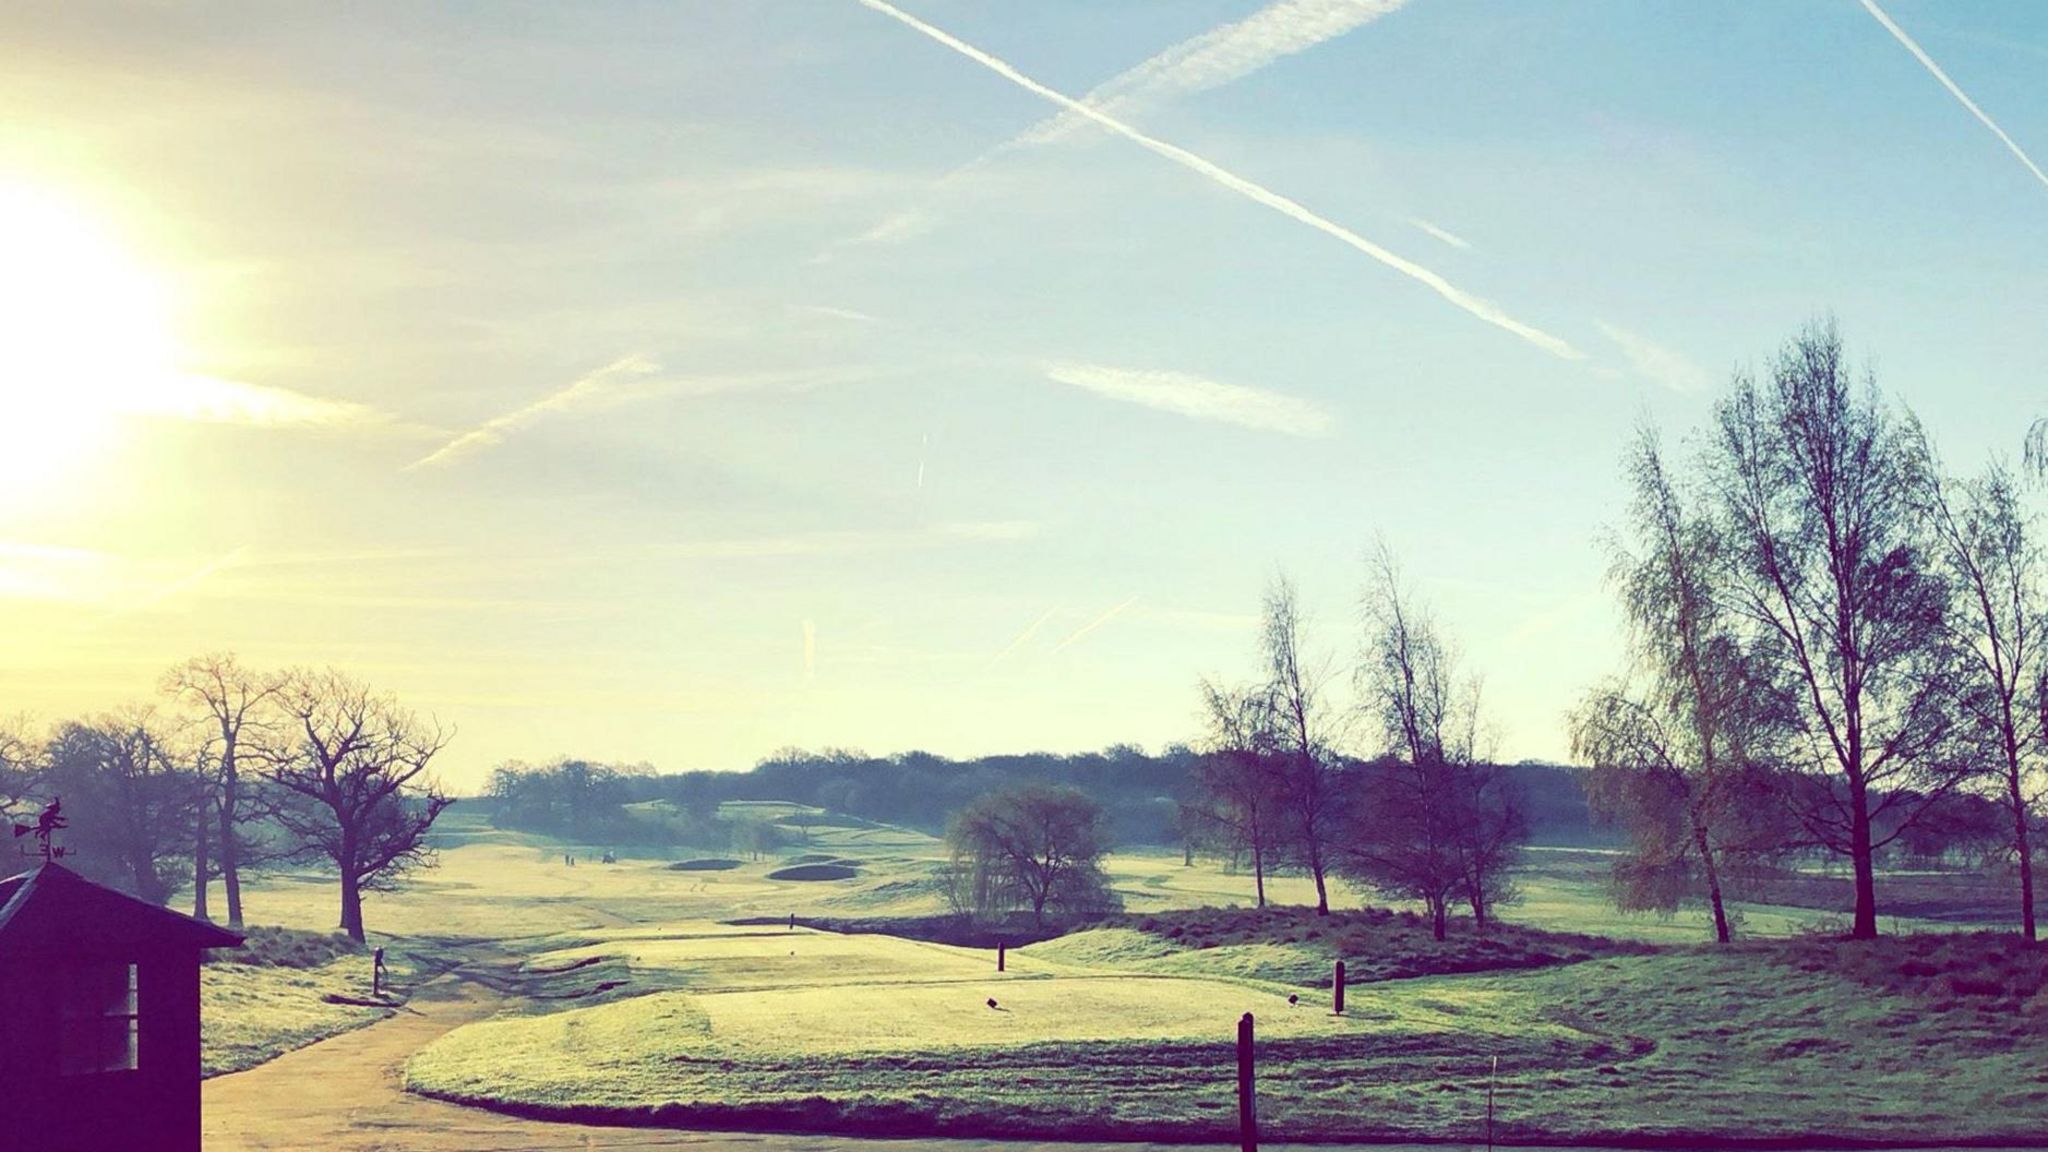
[0, 180, 180, 514]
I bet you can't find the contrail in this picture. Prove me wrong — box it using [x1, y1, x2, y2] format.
[832, 0, 1409, 255]
[408, 355, 658, 470]
[1052, 596, 1139, 653]
[1858, 0, 2048, 195]
[851, 0, 1579, 359]
[989, 605, 1061, 667]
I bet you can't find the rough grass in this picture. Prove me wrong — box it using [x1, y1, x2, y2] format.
[408, 924, 2048, 1145]
[1052, 905, 1654, 985]
[204, 923, 363, 969]
[201, 952, 390, 1076]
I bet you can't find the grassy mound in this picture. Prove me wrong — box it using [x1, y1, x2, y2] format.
[667, 858, 743, 871]
[765, 863, 859, 881]
[1068, 905, 1653, 984]
[205, 924, 363, 969]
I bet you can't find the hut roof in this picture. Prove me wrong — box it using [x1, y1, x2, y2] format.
[0, 863, 244, 954]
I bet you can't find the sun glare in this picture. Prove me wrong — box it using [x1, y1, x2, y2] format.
[0, 181, 181, 513]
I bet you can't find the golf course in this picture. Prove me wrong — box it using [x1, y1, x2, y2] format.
[193, 806, 2048, 1150]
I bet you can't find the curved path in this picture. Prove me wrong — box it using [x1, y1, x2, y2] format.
[202, 953, 1239, 1152]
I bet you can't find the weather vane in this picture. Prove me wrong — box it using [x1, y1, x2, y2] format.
[11, 796, 68, 862]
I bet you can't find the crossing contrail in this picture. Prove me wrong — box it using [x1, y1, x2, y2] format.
[1858, 0, 2048, 195]
[851, 0, 1580, 360]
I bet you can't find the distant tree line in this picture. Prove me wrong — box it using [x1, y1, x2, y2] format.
[0, 654, 451, 941]
[1574, 320, 2047, 942]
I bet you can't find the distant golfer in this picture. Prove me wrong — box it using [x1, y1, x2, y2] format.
[372, 947, 388, 996]
[788, 912, 796, 931]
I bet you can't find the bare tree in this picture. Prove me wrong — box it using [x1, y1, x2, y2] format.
[1345, 543, 1519, 938]
[264, 669, 453, 941]
[1917, 441, 2045, 939]
[945, 785, 1116, 927]
[1260, 574, 1345, 916]
[1186, 680, 1287, 907]
[1573, 425, 1786, 942]
[1706, 320, 1963, 939]
[39, 709, 200, 904]
[0, 717, 35, 822]
[161, 653, 282, 926]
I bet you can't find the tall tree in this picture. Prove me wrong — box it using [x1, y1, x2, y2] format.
[1574, 426, 1784, 943]
[1346, 544, 1519, 938]
[945, 785, 1116, 927]
[1917, 442, 2045, 939]
[161, 652, 281, 926]
[264, 669, 453, 941]
[1706, 320, 1963, 938]
[1187, 681, 1287, 907]
[1259, 575, 1344, 916]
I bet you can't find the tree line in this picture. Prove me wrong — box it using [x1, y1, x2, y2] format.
[0, 654, 451, 941]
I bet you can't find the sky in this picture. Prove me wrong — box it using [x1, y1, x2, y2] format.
[1, 0, 2044, 791]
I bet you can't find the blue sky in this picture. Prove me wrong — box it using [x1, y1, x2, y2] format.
[0, 0, 2042, 788]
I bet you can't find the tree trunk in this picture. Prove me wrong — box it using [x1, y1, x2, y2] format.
[339, 870, 366, 942]
[192, 810, 210, 921]
[1694, 820, 1731, 944]
[1430, 898, 1447, 941]
[1849, 775, 1880, 939]
[1310, 851, 1330, 917]
[220, 768, 244, 927]
[1469, 885, 1488, 931]
[1252, 842, 1267, 908]
[2010, 759, 2037, 942]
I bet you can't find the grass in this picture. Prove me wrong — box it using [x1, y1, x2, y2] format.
[200, 944, 393, 1077]
[1048, 905, 1655, 985]
[205, 923, 364, 969]
[407, 926, 2048, 1144]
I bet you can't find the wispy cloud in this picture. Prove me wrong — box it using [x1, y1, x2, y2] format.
[1021, 0, 1410, 149]
[852, 0, 1580, 360]
[989, 604, 1060, 667]
[1045, 362, 1332, 436]
[1597, 322, 1714, 394]
[664, 521, 1036, 560]
[1408, 218, 1472, 251]
[1859, 0, 2048, 195]
[1052, 596, 1138, 653]
[152, 375, 385, 427]
[408, 354, 660, 470]
[834, 1, 1409, 258]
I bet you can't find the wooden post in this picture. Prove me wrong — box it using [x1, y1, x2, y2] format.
[1237, 1012, 1257, 1152]
[1487, 1054, 1498, 1151]
[997, 941, 1006, 971]
[1333, 959, 1345, 1015]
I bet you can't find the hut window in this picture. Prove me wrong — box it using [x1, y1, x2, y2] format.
[59, 963, 139, 1075]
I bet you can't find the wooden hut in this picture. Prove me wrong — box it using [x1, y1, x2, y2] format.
[0, 861, 243, 1152]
